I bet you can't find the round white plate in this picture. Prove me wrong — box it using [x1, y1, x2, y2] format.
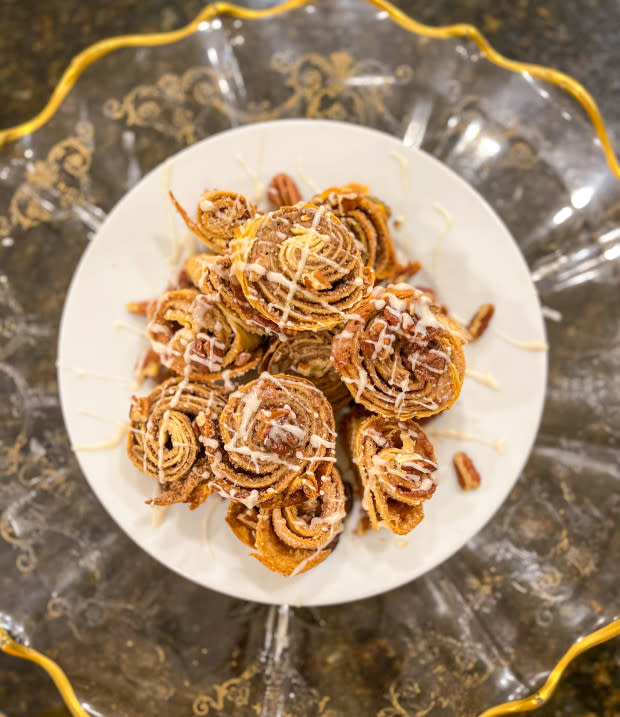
[58, 119, 547, 606]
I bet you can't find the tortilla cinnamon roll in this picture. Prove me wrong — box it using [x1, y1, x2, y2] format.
[196, 373, 336, 508]
[312, 184, 396, 280]
[152, 459, 213, 510]
[184, 253, 282, 337]
[261, 330, 351, 410]
[226, 467, 346, 575]
[127, 377, 225, 495]
[147, 289, 263, 383]
[331, 285, 466, 419]
[231, 204, 373, 332]
[169, 189, 256, 254]
[349, 413, 437, 535]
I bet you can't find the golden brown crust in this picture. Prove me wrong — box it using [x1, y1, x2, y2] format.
[184, 253, 283, 337]
[350, 413, 437, 535]
[197, 373, 336, 508]
[261, 330, 351, 410]
[127, 377, 226, 506]
[226, 502, 259, 547]
[312, 184, 396, 280]
[331, 284, 466, 419]
[146, 288, 264, 383]
[169, 189, 256, 254]
[231, 203, 373, 332]
[226, 468, 346, 576]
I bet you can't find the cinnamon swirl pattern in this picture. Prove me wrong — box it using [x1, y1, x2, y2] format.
[124, 171, 489, 573]
[127, 377, 226, 507]
[331, 285, 466, 419]
[197, 373, 336, 508]
[146, 288, 263, 383]
[231, 204, 373, 331]
[312, 184, 396, 280]
[169, 189, 256, 254]
[226, 467, 346, 575]
[261, 330, 351, 409]
[184, 253, 282, 337]
[349, 412, 437, 535]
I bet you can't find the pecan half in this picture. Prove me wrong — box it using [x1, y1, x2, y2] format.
[453, 451, 481, 490]
[267, 173, 303, 207]
[467, 304, 495, 340]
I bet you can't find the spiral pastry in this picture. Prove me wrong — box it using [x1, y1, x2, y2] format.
[226, 467, 346, 575]
[231, 204, 373, 332]
[312, 184, 396, 280]
[196, 373, 336, 508]
[152, 459, 212, 510]
[261, 330, 351, 410]
[349, 411, 437, 535]
[127, 377, 226, 501]
[147, 289, 263, 382]
[184, 253, 282, 337]
[331, 285, 466, 419]
[169, 189, 256, 254]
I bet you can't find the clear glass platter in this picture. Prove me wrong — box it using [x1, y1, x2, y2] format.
[1, 1, 619, 715]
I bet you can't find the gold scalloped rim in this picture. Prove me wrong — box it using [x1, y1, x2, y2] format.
[1, 0, 620, 714]
[0, 0, 618, 181]
[2, 618, 620, 715]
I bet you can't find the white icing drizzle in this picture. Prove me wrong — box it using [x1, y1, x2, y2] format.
[73, 423, 128, 452]
[235, 152, 265, 203]
[57, 360, 135, 387]
[163, 162, 182, 266]
[426, 427, 505, 455]
[494, 330, 548, 351]
[151, 483, 169, 528]
[390, 150, 409, 194]
[113, 320, 149, 338]
[449, 312, 467, 326]
[431, 201, 453, 279]
[202, 495, 222, 557]
[296, 159, 320, 194]
[465, 369, 500, 390]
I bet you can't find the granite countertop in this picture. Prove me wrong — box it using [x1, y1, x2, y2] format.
[1, 1, 619, 715]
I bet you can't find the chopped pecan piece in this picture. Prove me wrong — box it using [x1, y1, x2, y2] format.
[453, 452, 481, 490]
[467, 304, 495, 340]
[267, 173, 303, 207]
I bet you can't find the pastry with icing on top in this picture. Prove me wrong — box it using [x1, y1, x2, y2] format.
[261, 329, 351, 410]
[312, 183, 396, 280]
[331, 284, 467, 419]
[348, 410, 437, 535]
[226, 467, 346, 575]
[146, 288, 263, 383]
[184, 253, 283, 338]
[169, 188, 256, 254]
[231, 203, 373, 332]
[127, 377, 226, 508]
[198, 372, 336, 509]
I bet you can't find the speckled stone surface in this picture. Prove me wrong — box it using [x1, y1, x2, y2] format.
[1, 2, 619, 716]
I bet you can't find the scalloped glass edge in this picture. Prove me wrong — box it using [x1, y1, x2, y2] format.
[1, 0, 620, 714]
[3, 619, 620, 717]
[0, 0, 619, 184]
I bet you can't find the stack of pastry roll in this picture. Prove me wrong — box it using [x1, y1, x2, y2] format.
[126, 175, 470, 575]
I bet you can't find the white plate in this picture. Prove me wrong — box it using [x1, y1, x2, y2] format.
[57, 119, 547, 606]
